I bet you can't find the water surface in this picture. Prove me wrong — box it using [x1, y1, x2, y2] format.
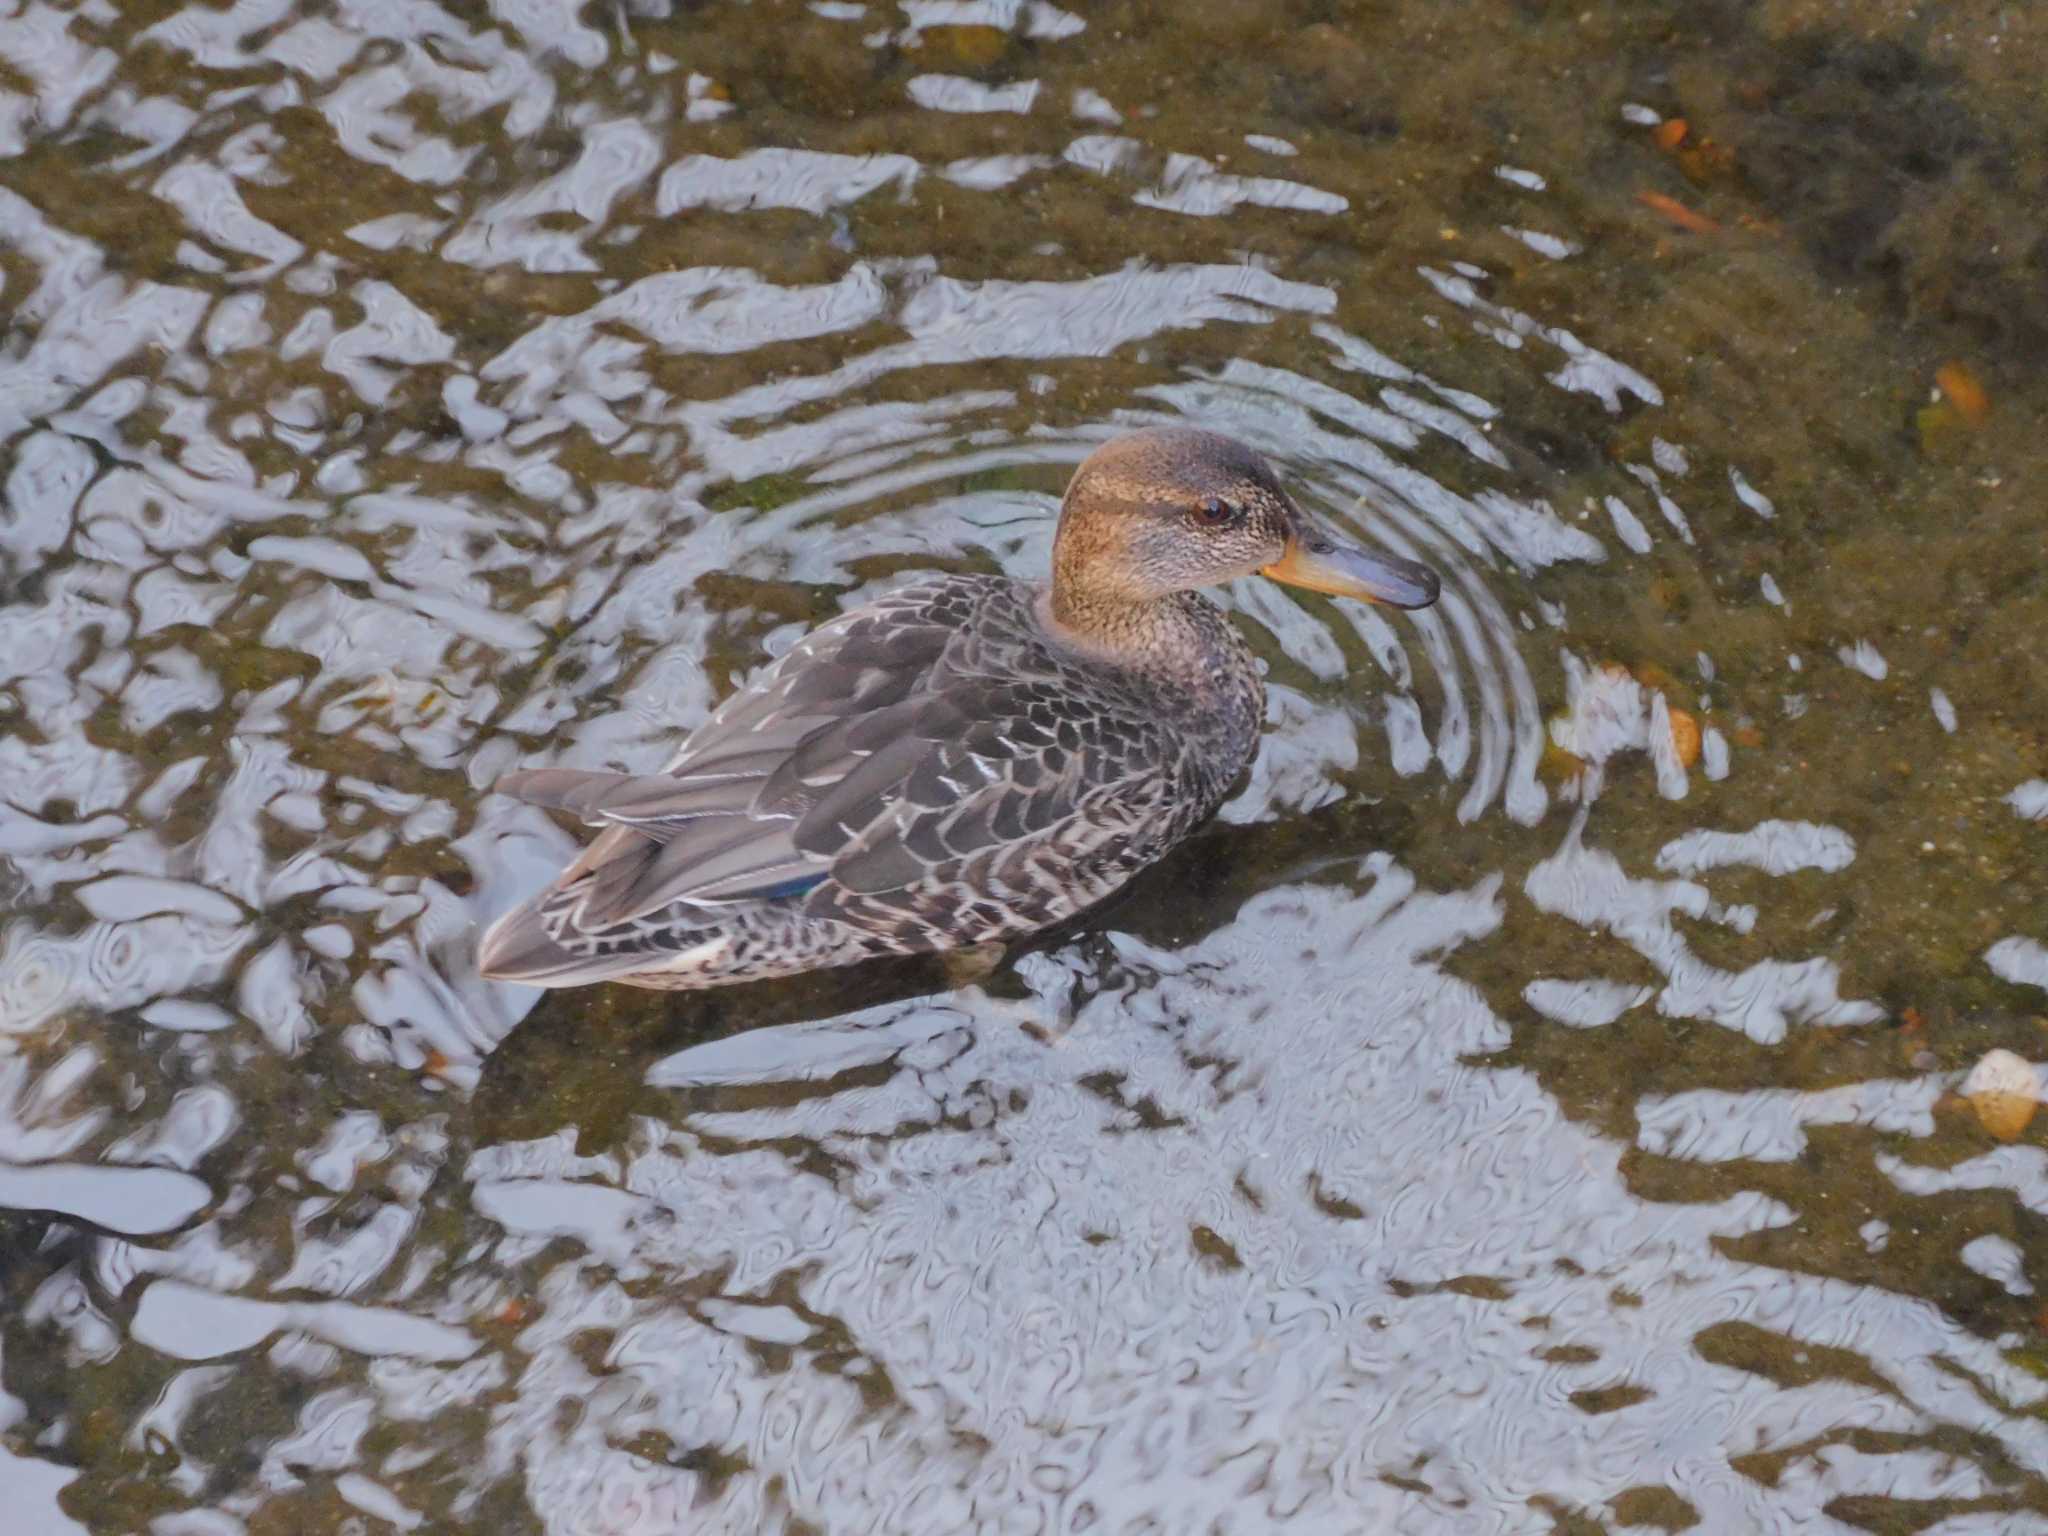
[4, 1, 2048, 1531]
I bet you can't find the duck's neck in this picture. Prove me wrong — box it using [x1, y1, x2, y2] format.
[1041, 577, 1223, 681]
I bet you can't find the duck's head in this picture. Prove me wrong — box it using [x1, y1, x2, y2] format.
[1049, 428, 1440, 633]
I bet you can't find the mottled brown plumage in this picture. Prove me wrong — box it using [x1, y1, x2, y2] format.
[478, 427, 1439, 990]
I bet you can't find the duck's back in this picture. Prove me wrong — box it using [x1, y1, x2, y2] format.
[478, 572, 1263, 989]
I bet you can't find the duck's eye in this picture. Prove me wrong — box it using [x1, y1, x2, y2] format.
[1192, 498, 1235, 528]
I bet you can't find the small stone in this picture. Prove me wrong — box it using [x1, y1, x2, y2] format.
[923, 24, 1009, 70]
[1962, 1048, 2040, 1142]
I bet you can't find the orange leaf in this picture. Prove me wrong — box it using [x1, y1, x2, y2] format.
[1935, 361, 1990, 426]
[1637, 190, 1720, 235]
[1666, 707, 1701, 769]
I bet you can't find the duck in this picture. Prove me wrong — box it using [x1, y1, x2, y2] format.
[477, 427, 1440, 991]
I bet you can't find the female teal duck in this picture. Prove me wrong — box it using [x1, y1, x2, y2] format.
[478, 428, 1440, 990]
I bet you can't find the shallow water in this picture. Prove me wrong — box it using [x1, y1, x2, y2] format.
[4, 1, 2048, 1531]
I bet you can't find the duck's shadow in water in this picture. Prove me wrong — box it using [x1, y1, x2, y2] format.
[468, 789, 1424, 1151]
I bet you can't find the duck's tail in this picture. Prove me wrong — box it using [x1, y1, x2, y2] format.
[477, 886, 749, 990]
[476, 897, 675, 990]
[476, 899, 589, 987]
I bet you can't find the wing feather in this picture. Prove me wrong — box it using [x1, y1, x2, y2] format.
[498, 768, 760, 835]
[502, 576, 1194, 933]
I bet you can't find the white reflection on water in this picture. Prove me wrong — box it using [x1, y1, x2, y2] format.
[456, 870, 2038, 1531]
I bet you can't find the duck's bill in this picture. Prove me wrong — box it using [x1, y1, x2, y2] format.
[1261, 526, 1441, 609]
